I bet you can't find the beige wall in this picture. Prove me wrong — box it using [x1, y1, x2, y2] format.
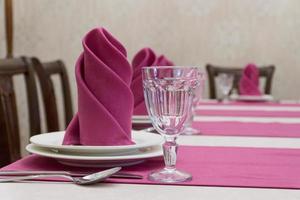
[2, 0, 300, 99]
[1, 0, 300, 151]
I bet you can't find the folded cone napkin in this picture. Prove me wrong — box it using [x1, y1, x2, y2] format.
[63, 27, 134, 146]
[239, 63, 262, 96]
[130, 48, 174, 115]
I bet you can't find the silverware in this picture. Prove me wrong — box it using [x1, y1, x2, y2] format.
[0, 167, 121, 185]
[0, 170, 143, 179]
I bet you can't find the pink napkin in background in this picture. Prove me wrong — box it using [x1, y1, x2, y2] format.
[239, 63, 262, 95]
[131, 48, 174, 115]
[63, 27, 134, 146]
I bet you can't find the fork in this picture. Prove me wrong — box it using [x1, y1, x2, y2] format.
[0, 167, 121, 185]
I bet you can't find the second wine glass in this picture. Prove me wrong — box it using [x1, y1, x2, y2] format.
[183, 73, 205, 135]
[216, 73, 234, 102]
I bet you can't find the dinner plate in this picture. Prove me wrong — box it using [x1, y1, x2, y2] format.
[26, 144, 163, 168]
[230, 94, 274, 102]
[30, 130, 162, 155]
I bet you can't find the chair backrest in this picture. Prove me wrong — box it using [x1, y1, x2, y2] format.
[31, 57, 73, 131]
[0, 57, 40, 166]
[206, 64, 275, 99]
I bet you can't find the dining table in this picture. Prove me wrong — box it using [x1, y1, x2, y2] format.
[1, 100, 300, 200]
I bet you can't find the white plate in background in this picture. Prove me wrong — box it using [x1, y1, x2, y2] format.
[132, 115, 151, 124]
[230, 94, 274, 102]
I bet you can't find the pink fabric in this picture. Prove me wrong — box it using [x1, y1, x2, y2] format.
[195, 109, 300, 118]
[3, 146, 300, 189]
[131, 48, 173, 115]
[192, 121, 300, 137]
[63, 27, 134, 146]
[239, 63, 262, 95]
[199, 101, 300, 107]
[193, 102, 300, 137]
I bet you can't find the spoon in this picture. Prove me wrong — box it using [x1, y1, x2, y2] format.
[0, 167, 121, 185]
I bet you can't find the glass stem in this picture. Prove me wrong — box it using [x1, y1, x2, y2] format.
[163, 137, 178, 171]
[223, 93, 230, 103]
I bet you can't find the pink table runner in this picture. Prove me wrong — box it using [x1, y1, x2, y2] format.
[192, 121, 300, 137]
[191, 101, 300, 137]
[195, 109, 300, 118]
[199, 101, 300, 107]
[196, 101, 300, 117]
[2, 146, 300, 189]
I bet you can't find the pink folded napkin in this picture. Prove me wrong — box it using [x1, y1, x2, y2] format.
[63, 27, 134, 146]
[131, 48, 174, 115]
[239, 63, 262, 95]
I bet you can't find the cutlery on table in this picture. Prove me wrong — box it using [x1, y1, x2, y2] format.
[0, 167, 122, 185]
[0, 170, 143, 179]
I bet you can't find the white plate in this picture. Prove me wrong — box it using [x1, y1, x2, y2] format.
[132, 115, 151, 124]
[26, 144, 163, 168]
[230, 94, 274, 102]
[30, 130, 162, 155]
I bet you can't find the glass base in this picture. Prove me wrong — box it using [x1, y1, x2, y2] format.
[221, 97, 231, 103]
[182, 127, 201, 135]
[148, 168, 192, 183]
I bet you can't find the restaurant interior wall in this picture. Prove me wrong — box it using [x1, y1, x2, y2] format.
[0, 0, 299, 154]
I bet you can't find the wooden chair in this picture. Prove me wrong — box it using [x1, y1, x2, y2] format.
[206, 64, 275, 99]
[0, 57, 73, 167]
[31, 57, 73, 132]
[0, 57, 40, 166]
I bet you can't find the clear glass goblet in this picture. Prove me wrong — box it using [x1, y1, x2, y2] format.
[142, 66, 200, 183]
[183, 73, 205, 135]
[216, 73, 234, 102]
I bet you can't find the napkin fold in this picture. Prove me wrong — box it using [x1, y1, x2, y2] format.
[63, 27, 134, 146]
[131, 48, 174, 115]
[239, 63, 262, 96]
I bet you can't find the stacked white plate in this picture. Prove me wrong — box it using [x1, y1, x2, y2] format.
[27, 130, 163, 168]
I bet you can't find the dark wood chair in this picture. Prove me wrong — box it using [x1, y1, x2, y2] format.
[206, 64, 275, 99]
[0, 57, 41, 166]
[31, 57, 73, 132]
[0, 57, 73, 167]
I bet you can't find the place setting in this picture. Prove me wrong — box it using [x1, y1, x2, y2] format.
[0, 27, 202, 184]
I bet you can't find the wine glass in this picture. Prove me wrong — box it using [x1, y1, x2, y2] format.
[142, 66, 200, 183]
[216, 73, 234, 102]
[182, 73, 205, 135]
